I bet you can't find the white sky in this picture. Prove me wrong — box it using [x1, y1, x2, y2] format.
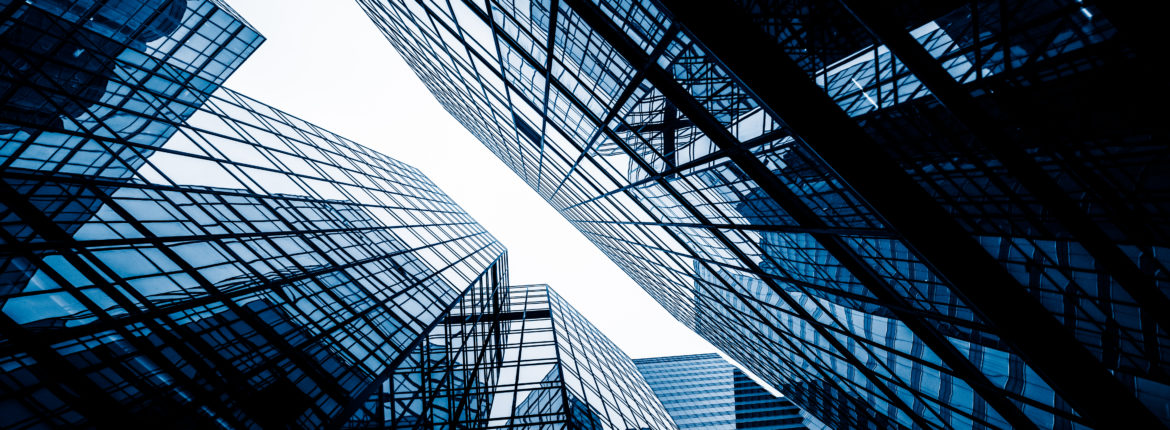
[221, 0, 715, 359]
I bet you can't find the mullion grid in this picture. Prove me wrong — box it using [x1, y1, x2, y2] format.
[511, 286, 568, 429]
[0, 181, 320, 427]
[0, 0, 262, 179]
[546, 287, 676, 429]
[496, 3, 931, 422]
[1, 70, 498, 430]
[849, 0, 1160, 377]
[0, 205, 258, 428]
[374, 267, 507, 429]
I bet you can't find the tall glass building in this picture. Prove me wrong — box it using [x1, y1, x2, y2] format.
[360, 0, 1169, 428]
[634, 353, 806, 430]
[1, 1, 509, 427]
[347, 283, 678, 429]
[0, 79, 508, 427]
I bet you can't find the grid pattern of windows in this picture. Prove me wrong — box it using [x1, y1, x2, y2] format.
[360, 0, 1169, 428]
[635, 354, 737, 429]
[635, 353, 806, 430]
[345, 283, 678, 430]
[548, 284, 677, 430]
[733, 370, 805, 429]
[0, 2, 506, 425]
[0, 84, 506, 426]
[343, 259, 509, 428]
[2, 0, 263, 166]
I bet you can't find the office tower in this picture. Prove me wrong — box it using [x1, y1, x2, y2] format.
[0, 81, 508, 427]
[346, 283, 678, 429]
[1, 1, 509, 427]
[634, 354, 805, 430]
[361, 0, 1169, 428]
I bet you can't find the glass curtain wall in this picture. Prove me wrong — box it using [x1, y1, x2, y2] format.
[1, 4, 505, 424]
[634, 353, 806, 430]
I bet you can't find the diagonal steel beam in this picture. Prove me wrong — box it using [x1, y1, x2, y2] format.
[836, 0, 1170, 337]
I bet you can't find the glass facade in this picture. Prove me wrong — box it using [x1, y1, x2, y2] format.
[634, 353, 806, 430]
[361, 0, 1169, 428]
[1, 2, 510, 426]
[2, 0, 263, 296]
[346, 283, 678, 429]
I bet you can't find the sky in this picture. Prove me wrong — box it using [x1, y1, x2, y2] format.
[220, 0, 716, 359]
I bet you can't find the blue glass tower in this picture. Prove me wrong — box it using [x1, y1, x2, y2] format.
[2, 0, 263, 291]
[634, 354, 806, 430]
[360, 0, 1170, 428]
[0, 78, 507, 427]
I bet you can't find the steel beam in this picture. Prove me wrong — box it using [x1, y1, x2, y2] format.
[838, 0, 1170, 354]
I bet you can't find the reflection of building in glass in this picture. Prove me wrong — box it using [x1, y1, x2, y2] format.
[363, 0, 1170, 428]
[634, 354, 805, 430]
[1, 0, 184, 132]
[2, 0, 264, 295]
[1, 0, 260, 149]
[343, 264, 509, 429]
[347, 283, 678, 429]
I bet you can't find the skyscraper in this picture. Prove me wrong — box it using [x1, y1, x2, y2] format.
[634, 354, 806, 430]
[346, 284, 677, 429]
[1, 78, 508, 427]
[1, 1, 510, 427]
[361, 0, 1169, 428]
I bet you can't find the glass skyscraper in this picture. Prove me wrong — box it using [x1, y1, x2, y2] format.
[361, 0, 1169, 428]
[2, 40, 507, 426]
[634, 353, 806, 430]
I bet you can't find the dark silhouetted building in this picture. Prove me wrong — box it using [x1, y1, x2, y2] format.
[361, 0, 1170, 428]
